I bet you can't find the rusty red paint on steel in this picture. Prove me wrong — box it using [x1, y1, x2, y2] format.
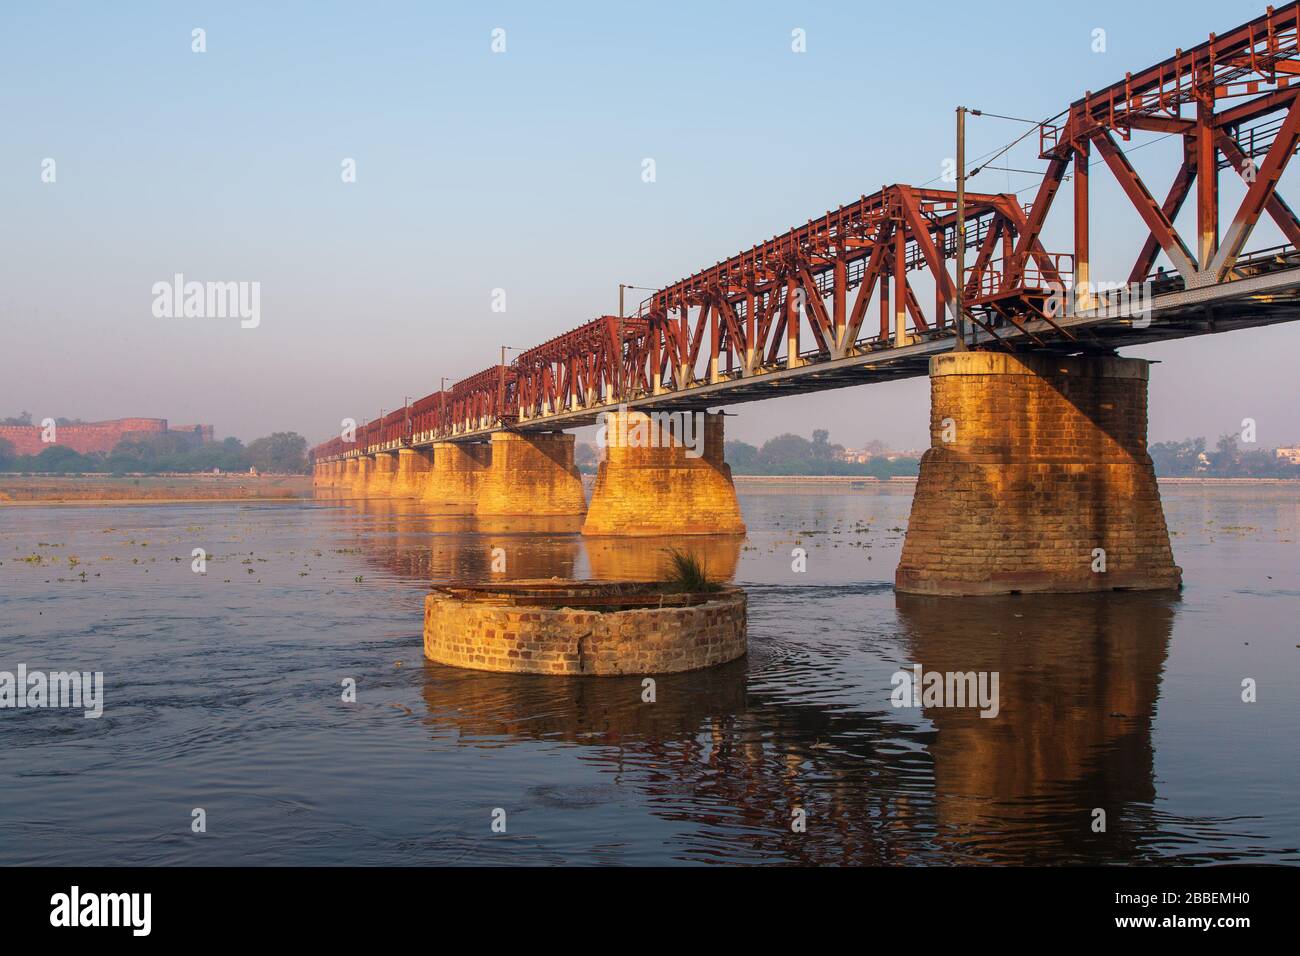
[514, 315, 649, 417]
[312, 3, 1300, 463]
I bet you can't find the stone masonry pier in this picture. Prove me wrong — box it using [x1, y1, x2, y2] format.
[353, 456, 373, 496]
[583, 409, 745, 536]
[426, 441, 490, 508]
[313, 413, 746, 536]
[896, 352, 1181, 596]
[476, 431, 586, 516]
[312, 459, 337, 491]
[391, 447, 433, 498]
[319, 443, 488, 505]
[370, 451, 398, 498]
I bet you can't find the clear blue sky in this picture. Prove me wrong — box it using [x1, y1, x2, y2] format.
[2, 0, 1297, 449]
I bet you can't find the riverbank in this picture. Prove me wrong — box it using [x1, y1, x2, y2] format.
[0, 473, 313, 504]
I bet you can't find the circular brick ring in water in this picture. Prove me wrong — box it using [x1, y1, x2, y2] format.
[423, 579, 747, 675]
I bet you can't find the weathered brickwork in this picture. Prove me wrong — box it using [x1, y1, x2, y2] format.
[0, 418, 212, 456]
[425, 440, 489, 507]
[583, 410, 745, 536]
[314, 436, 573, 515]
[316, 459, 343, 490]
[476, 431, 586, 516]
[368, 451, 398, 497]
[171, 424, 215, 444]
[390, 447, 433, 498]
[314, 422, 731, 528]
[896, 352, 1181, 595]
[311, 442, 487, 502]
[423, 582, 747, 675]
[354, 455, 374, 497]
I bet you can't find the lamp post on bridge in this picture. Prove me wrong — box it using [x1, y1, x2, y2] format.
[500, 345, 522, 423]
[955, 106, 969, 352]
[439, 377, 448, 439]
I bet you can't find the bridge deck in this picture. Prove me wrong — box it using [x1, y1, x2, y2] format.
[417, 259, 1300, 444]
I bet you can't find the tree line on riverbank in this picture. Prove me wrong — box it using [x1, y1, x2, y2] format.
[723, 430, 920, 477]
[0, 431, 310, 475]
[1149, 435, 1300, 477]
[572, 429, 921, 477]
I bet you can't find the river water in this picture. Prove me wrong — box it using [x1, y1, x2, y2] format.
[1, 483, 1297, 865]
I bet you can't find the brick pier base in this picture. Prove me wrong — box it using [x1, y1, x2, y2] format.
[312, 460, 332, 490]
[895, 352, 1181, 596]
[391, 447, 433, 498]
[475, 432, 586, 516]
[367, 451, 398, 497]
[424, 581, 747, 675]
[425, 441, 490, 508]
[583, 410, 745, 536]
[350, 456, 371, 497]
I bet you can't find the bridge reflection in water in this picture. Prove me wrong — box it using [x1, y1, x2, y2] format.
[331, 496, 742, 584]
[320, 496, 1239, 864]
[894, 593, 1175, 863]
[407, 593, 1182, 864]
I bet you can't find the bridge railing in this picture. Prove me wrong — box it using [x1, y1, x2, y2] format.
[968, 254, 1075, 304]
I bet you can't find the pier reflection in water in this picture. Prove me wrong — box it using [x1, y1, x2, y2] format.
[341, 496, 740, 584]
[2, 485, 1295, 864]
[895, 593, 1175, 862]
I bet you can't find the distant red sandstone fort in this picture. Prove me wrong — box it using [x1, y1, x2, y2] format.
[0, 419, 214, 456]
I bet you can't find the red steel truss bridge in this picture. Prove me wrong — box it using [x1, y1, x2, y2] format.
[314, 3, 1300, 462]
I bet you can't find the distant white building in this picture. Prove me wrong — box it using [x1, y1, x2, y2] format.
[838, 446, 922, 463]
[1276, 446, 1300, 465]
